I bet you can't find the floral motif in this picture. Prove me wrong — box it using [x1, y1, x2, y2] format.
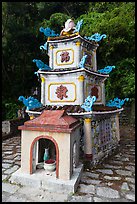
[55, 85, 68, 100]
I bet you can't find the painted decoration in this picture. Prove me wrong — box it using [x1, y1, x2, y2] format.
[33, 59, 52, 71]
[106, 97, 129, 108]
[48, 82, 76, 102]
[55, 49, 74, 66]
[60, 51, 70, 63]
[84, 33, 107, 42]
[39, 27, 59, 37]
[78, 55, 87, 68]
[81, 95, 96, 112]
[55, 85, 68, 100]
[98, 66, 115, 74]
[18, 96, 42, 111]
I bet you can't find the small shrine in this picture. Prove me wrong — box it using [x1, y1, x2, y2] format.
[10, 18, 129, 193]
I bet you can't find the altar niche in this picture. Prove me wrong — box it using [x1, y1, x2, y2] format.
[30, 135, 59, 177]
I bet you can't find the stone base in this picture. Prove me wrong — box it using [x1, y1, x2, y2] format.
[9, 163, 83, 194]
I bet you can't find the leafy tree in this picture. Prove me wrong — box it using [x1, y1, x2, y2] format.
[77, 2, 135, 102]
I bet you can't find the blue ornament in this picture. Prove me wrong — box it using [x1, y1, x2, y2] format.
[84, 33, 107, 42]
[106, 97, 129, 109]
[81, 95, 97, 112]
[73, 19, 83, 33]
[33, 59, 51, 71]
[39, 27, 59, 37]
[78, 55, 87, 68]
[18, 96, 42, 111]
[40, 42, 48, 51]
[98, 66, 115, 74]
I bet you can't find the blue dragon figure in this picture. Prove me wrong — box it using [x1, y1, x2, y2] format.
[39, 27, 59, 37]
[84, 33, 107, 42]
[98, 66, 116, 74]
[78, 55, 87, 68]
[33, 59, 51, 71]
[18, 96, 42, 111]
[106, 97, 129, 109]
[73, 19, 83, 33]
[81, 95, 97, 112]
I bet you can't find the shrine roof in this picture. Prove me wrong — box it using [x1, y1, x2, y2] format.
[47, 33, 99, 47]
[26, 104, 123, 117]
[38, 67, 109, 78]
[18, 110, 81, 133]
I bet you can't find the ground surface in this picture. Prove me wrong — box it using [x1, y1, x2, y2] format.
[2, 125, 135, 202]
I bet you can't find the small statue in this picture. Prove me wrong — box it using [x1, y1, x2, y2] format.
[60, 19, 76, 36]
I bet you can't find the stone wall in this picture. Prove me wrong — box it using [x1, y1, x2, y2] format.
[119, 103, 135, 126]
[2, 117, 29, 137]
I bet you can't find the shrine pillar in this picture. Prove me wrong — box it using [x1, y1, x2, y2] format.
[84, 118, 93, 160]
[78, 75, 85, 104]
[41, 77, 45, 105]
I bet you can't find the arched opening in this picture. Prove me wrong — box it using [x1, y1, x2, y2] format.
[30, 135, 59, 178]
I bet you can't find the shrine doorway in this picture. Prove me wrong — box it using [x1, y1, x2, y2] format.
[30, 135, 59, 178]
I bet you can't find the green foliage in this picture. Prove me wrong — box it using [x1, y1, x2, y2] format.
[2, 99, 23, 120]
[77, 2, 135, 101]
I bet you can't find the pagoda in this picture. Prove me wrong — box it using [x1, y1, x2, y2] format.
[25, 19, 129, 163]
[13, 18, 129, 193]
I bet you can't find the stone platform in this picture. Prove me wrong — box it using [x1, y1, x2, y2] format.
[9, 163, 83, 194]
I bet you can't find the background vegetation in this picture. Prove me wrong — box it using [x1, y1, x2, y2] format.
[2, 2, 135, 120]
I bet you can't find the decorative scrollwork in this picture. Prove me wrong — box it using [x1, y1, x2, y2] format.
[84, 33, 107, 42]
[106, 97, 129, 109]
[98, 66, 115, 74]
[39, 27, 59, 37]
[81, 95, 97, 112]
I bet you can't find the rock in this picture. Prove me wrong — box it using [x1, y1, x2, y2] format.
[121, 182, 130, 191]
[115, 170, 132, 176]
[125, 166, 135, 172]
[96, 186, 120, 199]
[125, 177, 135, 183]
[79, 184, 95, 194]
[104, 176, 121, 181]
[4, 165, 19, 174]
[96, 169, 113, 175]
[125, 193, 135, 201]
